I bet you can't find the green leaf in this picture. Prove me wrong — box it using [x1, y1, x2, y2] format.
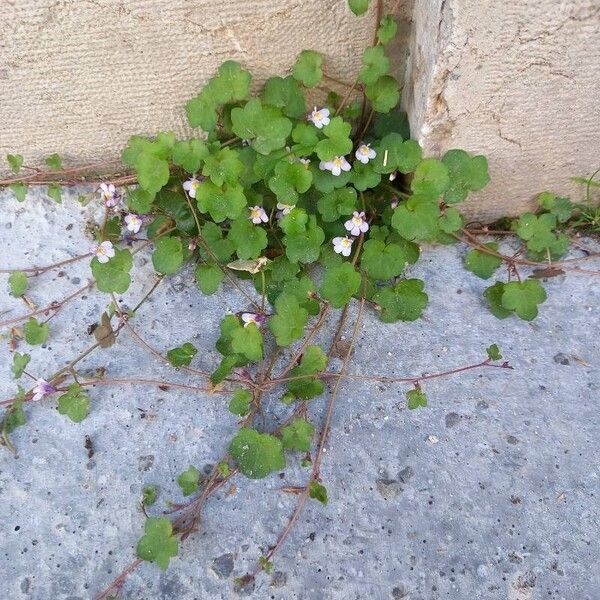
[8, 272, 28, 297]
[359, 46, 390, 86]
[231, 322, 263, 361]
[411, 158, 450, 200]
[315, 117, 353, 162]
[438, 207, 464, 233]
[317, 187, 358, 222]
[320, 263, 361, 308]
[231, 98, 292, 155]
[483, 282, 512, 319]
[211, 60, 252, 103]
[292, 50, 323, 87]
[282, 419, 314, 452]
[45, 153, 62, 170]
[186, 91, 218, 131]
[373, 110, 411, 140]
[284, 215, 325, 263]
[11, 353, 30, 379]
[127, 188, 155, 214]
[177, 465, 201, 496]
[229, 388, 253, 416]
[350, 161, 381, 191]
[501, 279, 547, 321]
[391, 198, 440, 241]
[308, 481, 328, 505]
[442, 149, 490, 204]
[378, 15, 398, 44]
[6, 154, 23, 174]
[538, 191, 573, 223]
[286, 345, 327, 400]
[514, 213, 559, 253]
[136, 517, 179, 570]
[262, 76, 306, 118]
[47, 183, 62, 203]
[311, 162, 351, 193]
[166, 343, 198, 367]
[211, 354, 241, 385]
[270, 256, 300, 282]
[373, 279, 428, 322]
[135, 152, 170, 195]
[228, 216, 268, 260]
[202, 147, 244, 186]
[268, 159, 313, 205]
[486, 344, 502, 361]
[152, 236, 184, 275]
[196, 181, 247, 223]
[365, 75, 400, 113]
[279, 208, 308, 235]
[2, 398, 27, 436]
[348, 0, 370, 16]
[56, 383, 90, 423]
[269, 293, 308, 346]
[91, 248, 133, 293]
[172, 139, 209, 173]
[142, 485, 158, 507]
[199, 222, 235, 263]
[406, 388, 427, 409]
[464, 243, 502, 279]
[373, 134, 422, 175]
[360, 239, 407, 280]
[229, 427, 285, 479]
[23, 318, 49, 345]
[195, 263, 225, 295]
[9, 182, 28, 202]
[291, 123, 319, 154]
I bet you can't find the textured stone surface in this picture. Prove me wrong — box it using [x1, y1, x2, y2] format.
[0, 0, 405, 171]
[0, 188, 599, 600]
[403, 0, 600, 220]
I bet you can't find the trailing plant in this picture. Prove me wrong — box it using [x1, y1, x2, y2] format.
[1, 1, 599, 596]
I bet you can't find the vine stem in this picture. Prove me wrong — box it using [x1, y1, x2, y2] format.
[70, 377, 227, 395]
[251, 297, 366, 579]
[0, 252, 92, 275]
[0, 282, 93, 328]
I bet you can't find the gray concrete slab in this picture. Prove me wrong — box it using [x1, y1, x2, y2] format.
[0, 188, 599, 600]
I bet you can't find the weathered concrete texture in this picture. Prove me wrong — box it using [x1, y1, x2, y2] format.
[1, 189, 600, 600]
[0, 0, 406, 172]
[403, 0, 600, 221]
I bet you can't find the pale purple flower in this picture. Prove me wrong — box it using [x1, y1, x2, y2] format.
[99, 183, 119, 207]
[188, 238, 198, 251]
[355, 143, 376, 164]
[390, 197, 399, 209]
[344, 211, 369, 236]
[94, 240, 115, 264]
[124, 213, 142, 234]
[318, 161, 328, 171]
[241, 313, 266, 328]
[276, 202, 295, 216]
[32, 379, 56, 402]
[322, 156, 351, 177]
[183, 176, 202, 199]
[307, 106, 330, 129]
[249, 206, 268, 224]
[332, 236, 353, 257]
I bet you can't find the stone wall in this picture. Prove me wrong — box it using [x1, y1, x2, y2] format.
[1, 0, 598, 219]
[403, 0, 600, 220]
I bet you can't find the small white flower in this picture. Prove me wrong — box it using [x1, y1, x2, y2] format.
[94, 240, 115, 264]
[319, 161, 328, 171]
[390, 198, 399, 209]
[32, 379, 56, 402]
[298, 158, 311, 167]
[323, 156, 352, 177]
[183, 177, 202, 199]
[249, 206, 268, 224]
[332, 236, 354, 257]
[355, 143, 376, 164]
[241, 312, 266, 328]
[124, 213, 142, 234]
[389, 171, 397, 182]
[308, 106, 330, 129]
[344, 211, 369, 236]
[99, 183, 119, 207]
[276, 202, 295, 215]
